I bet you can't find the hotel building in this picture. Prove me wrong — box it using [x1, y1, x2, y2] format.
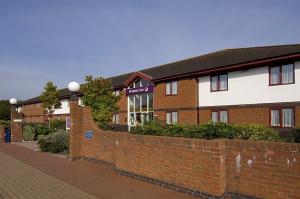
[18, 44, 300, 131]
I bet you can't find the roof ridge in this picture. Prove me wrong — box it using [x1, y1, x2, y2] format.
[105, 44, 300, 80]
[225, 43, 300, 51]
[136, 49, 227, 73]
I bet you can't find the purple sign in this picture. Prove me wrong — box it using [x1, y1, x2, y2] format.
[126, 85, 153, 96]
[66, 116, 71, 130]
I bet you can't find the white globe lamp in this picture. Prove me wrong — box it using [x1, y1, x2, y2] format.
[9, 98, 17, 105]
[68, 82, 80, 92]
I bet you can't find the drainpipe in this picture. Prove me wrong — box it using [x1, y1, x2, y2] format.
[195, 77, 200, 126]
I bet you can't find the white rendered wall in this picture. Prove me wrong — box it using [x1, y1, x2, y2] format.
[198, 61, 300, 107]
[53, 99, 70, 114]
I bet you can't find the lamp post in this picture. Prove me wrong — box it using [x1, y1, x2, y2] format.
[68, 82, 80, 98]
[67, 81, 81, 159]
[9, 98, 17, 105]
[9, 98, 17, 113]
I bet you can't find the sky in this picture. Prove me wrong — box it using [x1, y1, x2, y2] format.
[0, 0, 300, 100]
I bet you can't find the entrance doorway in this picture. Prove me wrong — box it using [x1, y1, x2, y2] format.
[127, 78, 154, 131]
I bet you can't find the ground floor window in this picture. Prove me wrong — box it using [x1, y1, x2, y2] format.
[211, 110, 228, 123]
[270, 108, 294, 127]
[166, 111, 178, 124]
[112, 114, 120, 124]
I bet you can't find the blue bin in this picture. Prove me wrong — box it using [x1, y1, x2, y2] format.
[4, 128, 11, 143]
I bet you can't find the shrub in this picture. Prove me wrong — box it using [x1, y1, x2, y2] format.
[23, 125, 35, 141]
[50, 120, 66, 131]
[235, 124, 281, 141]
[35, 124, 53, 136]
[38, 130, 69, 153]
[281, 128, 300, 143]
[0, 120, 10, 127]
[294, 128, 300, 143]
[132, 119, 166, 135]
[132, 120, 282, 142]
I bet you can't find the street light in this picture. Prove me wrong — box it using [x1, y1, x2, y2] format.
[9, 98, 17, 105]
[68, 81, 80, 99]
[68, 82, 80, 92]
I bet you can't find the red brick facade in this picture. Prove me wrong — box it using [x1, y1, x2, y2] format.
[21, 102, 69, 124]
[70, 103, 300, 198]
[199, 103, 300, 127]
[154, 78, 198, 125]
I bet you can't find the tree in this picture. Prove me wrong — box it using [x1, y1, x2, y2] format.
[0, 100, 10, 121]
[40, 81, 61, 128]
[81, 76, 120, 129]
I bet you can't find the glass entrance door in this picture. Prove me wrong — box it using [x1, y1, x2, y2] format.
[127, 78, 153, 131]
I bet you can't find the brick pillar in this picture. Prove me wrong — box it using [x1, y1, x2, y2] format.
[69, 96, 83, 160]
[0, 125, 4, 143]
[11, 106, 23, 142]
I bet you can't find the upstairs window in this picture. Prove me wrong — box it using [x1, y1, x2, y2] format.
[166, 81, 178, 95]
[211, 74, 228, 91]
[270, 64, 294, 85]
[113, 90, 120, 96]
[166, 111, 178, 124]
[270, 108, 294, 127]
[211, 110, 228, 123]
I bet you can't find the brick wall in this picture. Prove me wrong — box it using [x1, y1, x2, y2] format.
[10, 107, 23, 142]
[0, 125, 4, 143]
[226, 140, 300, 199]
[77, 106, 226, 197]
[116, 135, 226, 197]
[70, 104, 300, 199]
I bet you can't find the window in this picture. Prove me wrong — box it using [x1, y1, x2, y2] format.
[211, 74, 228, 91]
[166, 81, 178, 95]
[270, 108, 294, 127]
[166, 112, 178, 124]
[113, 114, 120, 124]
[114, 90, 120, 96]
[269, 64, 294, 85]
[211, 110, 228, 123]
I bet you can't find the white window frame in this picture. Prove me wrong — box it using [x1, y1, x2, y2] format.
[166, 111, 178, 124]
[270, 107, 294, 127]
[211, 110, 229, 124]
[166, 81, 178, 95]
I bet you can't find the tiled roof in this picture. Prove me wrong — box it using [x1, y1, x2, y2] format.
[21, 44, 300, 105]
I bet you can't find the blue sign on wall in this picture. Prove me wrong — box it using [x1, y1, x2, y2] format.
[85, 131, 93, 139]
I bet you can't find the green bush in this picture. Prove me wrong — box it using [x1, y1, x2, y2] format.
[0, 120, 10, 127]
[50, 120, 66, 131]
[294, 128, 300, 143]
[235, 124, 281, 141]
[132, 119, 166, 136]
[38, 130, 69, 153]
[281, 128, 300, 143]
[35, 124, 53, 136]
[132, 120, 282, 142]
[23, 125, 35, 141]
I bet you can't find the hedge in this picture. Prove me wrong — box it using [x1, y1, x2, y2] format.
[132, 120, 283, 142]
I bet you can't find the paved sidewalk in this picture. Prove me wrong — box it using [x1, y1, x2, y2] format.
[0, 143, 193, 199]
[0, 152, 96, 199]
[12, 141, 39, 151]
